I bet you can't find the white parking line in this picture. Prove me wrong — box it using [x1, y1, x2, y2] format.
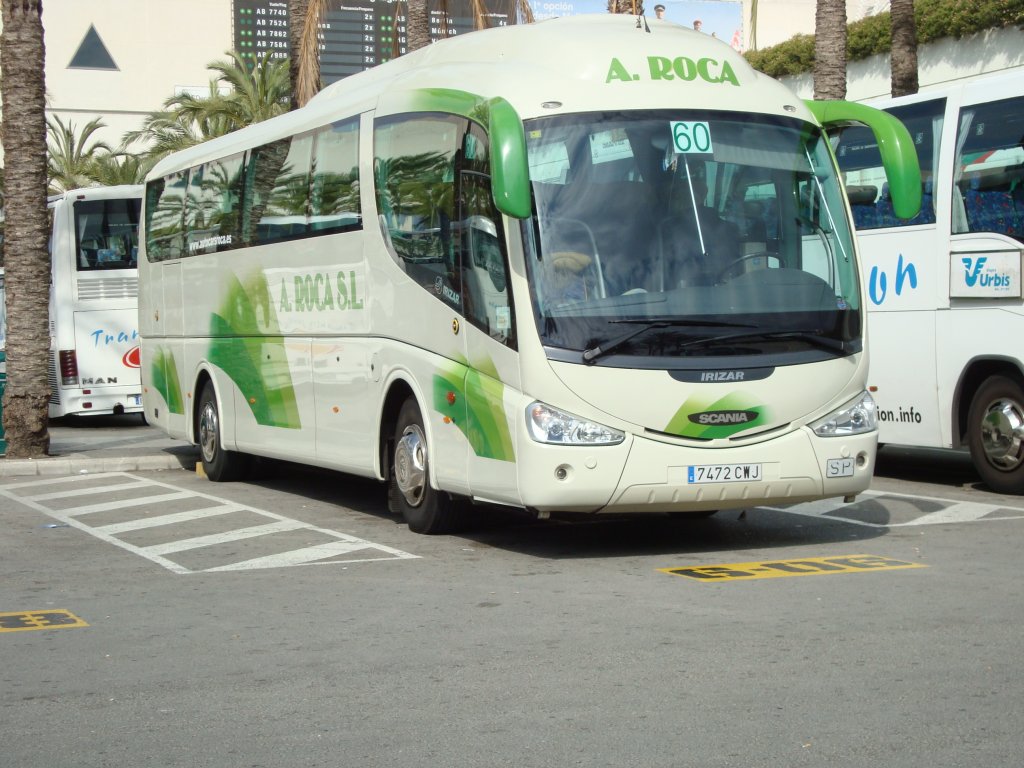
[768, 489, 1024, 527]
[0, 472, 419, 574]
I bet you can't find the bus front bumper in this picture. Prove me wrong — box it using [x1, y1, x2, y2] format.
[517, 426, 876, 515]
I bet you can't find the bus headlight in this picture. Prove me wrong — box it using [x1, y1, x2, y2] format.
[527, 401, 625, 445]
[811, 391, 878, 437]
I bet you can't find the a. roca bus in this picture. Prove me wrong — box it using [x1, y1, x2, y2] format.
[49, 185, 144, 418]
[139, 15, 920, 533]
[835, 68, 1024, 493]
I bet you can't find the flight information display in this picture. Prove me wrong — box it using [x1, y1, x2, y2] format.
[234, 0, 511, 84]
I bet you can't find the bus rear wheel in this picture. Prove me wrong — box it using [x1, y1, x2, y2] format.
[967, 375, 1024, 494]
[389, 398, 460, 534]
[197, 384, 250, 482]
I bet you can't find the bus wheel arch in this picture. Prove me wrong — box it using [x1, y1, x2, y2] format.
[383, 388, 461, 534]
[954, 359, 1024, 445]
[965, 372, 1024, 494]
[195, 378, 250, 482]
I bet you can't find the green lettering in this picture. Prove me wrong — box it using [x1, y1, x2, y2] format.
[647, 56, 673, 81]
[278, 281, 293, 312]
[672, 56, 697, 81]
[606, 58, 637, 83]
[349, 271, 364, 310]
[294, 276, 308, 311]
[697, 58, 719, 83]
[718, 59, 739, 86]
[336, 271, 349, 310]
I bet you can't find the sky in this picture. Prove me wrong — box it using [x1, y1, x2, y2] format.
[531, 0, 745, 49]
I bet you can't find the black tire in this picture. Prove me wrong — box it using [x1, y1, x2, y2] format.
[388, 398, 461, 534]
[196, 384, 250, 482]
[967, 375, 1024, 494]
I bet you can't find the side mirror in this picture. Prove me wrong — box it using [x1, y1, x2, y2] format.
[805, 99, 922, 220]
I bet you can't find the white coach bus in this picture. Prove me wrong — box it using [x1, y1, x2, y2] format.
[49, 185, 144, 418]
[834, 69, 1024, 493]
[139, 15, 920, 533]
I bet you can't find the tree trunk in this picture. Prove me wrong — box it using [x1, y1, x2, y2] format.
[813, 0, 847, 100]
[289, 0, 309, 111]
[407, 0, 430, 53]
[890, 0, 919, 97]
[1, 0, 52, 458]
[289, 0, 325, 110]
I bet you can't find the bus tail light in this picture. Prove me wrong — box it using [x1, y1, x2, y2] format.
[59, 349, 79, 386]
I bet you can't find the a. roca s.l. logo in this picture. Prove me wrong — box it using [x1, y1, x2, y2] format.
[122, 346, 141, 368]
[688, 410, 759, 426]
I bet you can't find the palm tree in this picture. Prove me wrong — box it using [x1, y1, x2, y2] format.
[813, 0, 847, 100]
[607, 0, 643, 13]
[890, 0, 919, 97]
[46, 115, 112, 193]
[1, 0, 51, 458]
[289, 0, 328, 109]
[408, 0, 430, 52]
[89, 152, 147, 187]
[123, 51, 289, 163]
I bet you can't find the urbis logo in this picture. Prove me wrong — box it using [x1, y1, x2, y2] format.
[122, 346, 141, 368]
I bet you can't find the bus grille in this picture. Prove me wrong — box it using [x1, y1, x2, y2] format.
[47, 352, 60, 406]
[77, 276, 138, 300]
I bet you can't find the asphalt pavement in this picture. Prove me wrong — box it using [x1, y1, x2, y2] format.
[0, 414, 198, 477]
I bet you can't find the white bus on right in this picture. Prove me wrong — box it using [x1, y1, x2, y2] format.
[834, 68, 1024, 493]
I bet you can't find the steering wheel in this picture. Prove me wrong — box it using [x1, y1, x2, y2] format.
[716, 252, 779, 282]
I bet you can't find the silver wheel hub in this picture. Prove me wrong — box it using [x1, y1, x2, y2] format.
[395, 424, 427, 507]
[198, 401, 219, 464]
[980, 398, 1024, 471]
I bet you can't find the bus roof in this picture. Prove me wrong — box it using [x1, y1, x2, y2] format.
[148, 14, 806, 180]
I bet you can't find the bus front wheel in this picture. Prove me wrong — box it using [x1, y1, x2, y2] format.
[389, 398, 460, 534]
[197, 384, 250, 482]
[967, 375, 1024, 494]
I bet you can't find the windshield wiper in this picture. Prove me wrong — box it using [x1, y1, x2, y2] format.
[582, 319, 753, 364]
[677, 329, 852, 354]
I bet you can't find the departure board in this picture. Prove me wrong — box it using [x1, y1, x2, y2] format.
[234, 0, 511, 84]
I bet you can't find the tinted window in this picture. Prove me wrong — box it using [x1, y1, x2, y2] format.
[145, 172, 187, 261]
[73, 197, 141, 270]
[311, 119, 361, 234]
[952, 95, 1024, 242]
[246, 134, 313, 246]
[185, 153, 245, 256]
[374, 114, 462, 310]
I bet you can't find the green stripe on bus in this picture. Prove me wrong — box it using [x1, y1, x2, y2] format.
[208, 272, 301, 430]
[433, 361, 515, 462]
[151, 347, 184, 415]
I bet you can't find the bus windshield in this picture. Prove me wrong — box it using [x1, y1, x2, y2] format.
[523, 110, 860, 365]
[73, 197, 141, 271]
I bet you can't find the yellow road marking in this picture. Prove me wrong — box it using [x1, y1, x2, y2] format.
[661, 554, 927, 582]
[0, 609, 89, 633]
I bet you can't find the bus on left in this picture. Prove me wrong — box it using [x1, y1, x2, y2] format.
[47, 185, 144, 418]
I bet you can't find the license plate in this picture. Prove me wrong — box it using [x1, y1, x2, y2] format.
[687, 463, 762, 484]
[826, 458, 855, 477]
[130, 394, 142, 406]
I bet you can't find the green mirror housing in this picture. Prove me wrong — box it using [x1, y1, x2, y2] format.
[806, 99, 923, 220]
[487, 97, 531, 220]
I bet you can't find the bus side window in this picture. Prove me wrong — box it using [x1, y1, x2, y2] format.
[953, 94, 1024, 242]
[145, 172, 187, 261]
[311, 118, 361, 234]
[374, 114, 463, 311]
[246, 134, 314, 246]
